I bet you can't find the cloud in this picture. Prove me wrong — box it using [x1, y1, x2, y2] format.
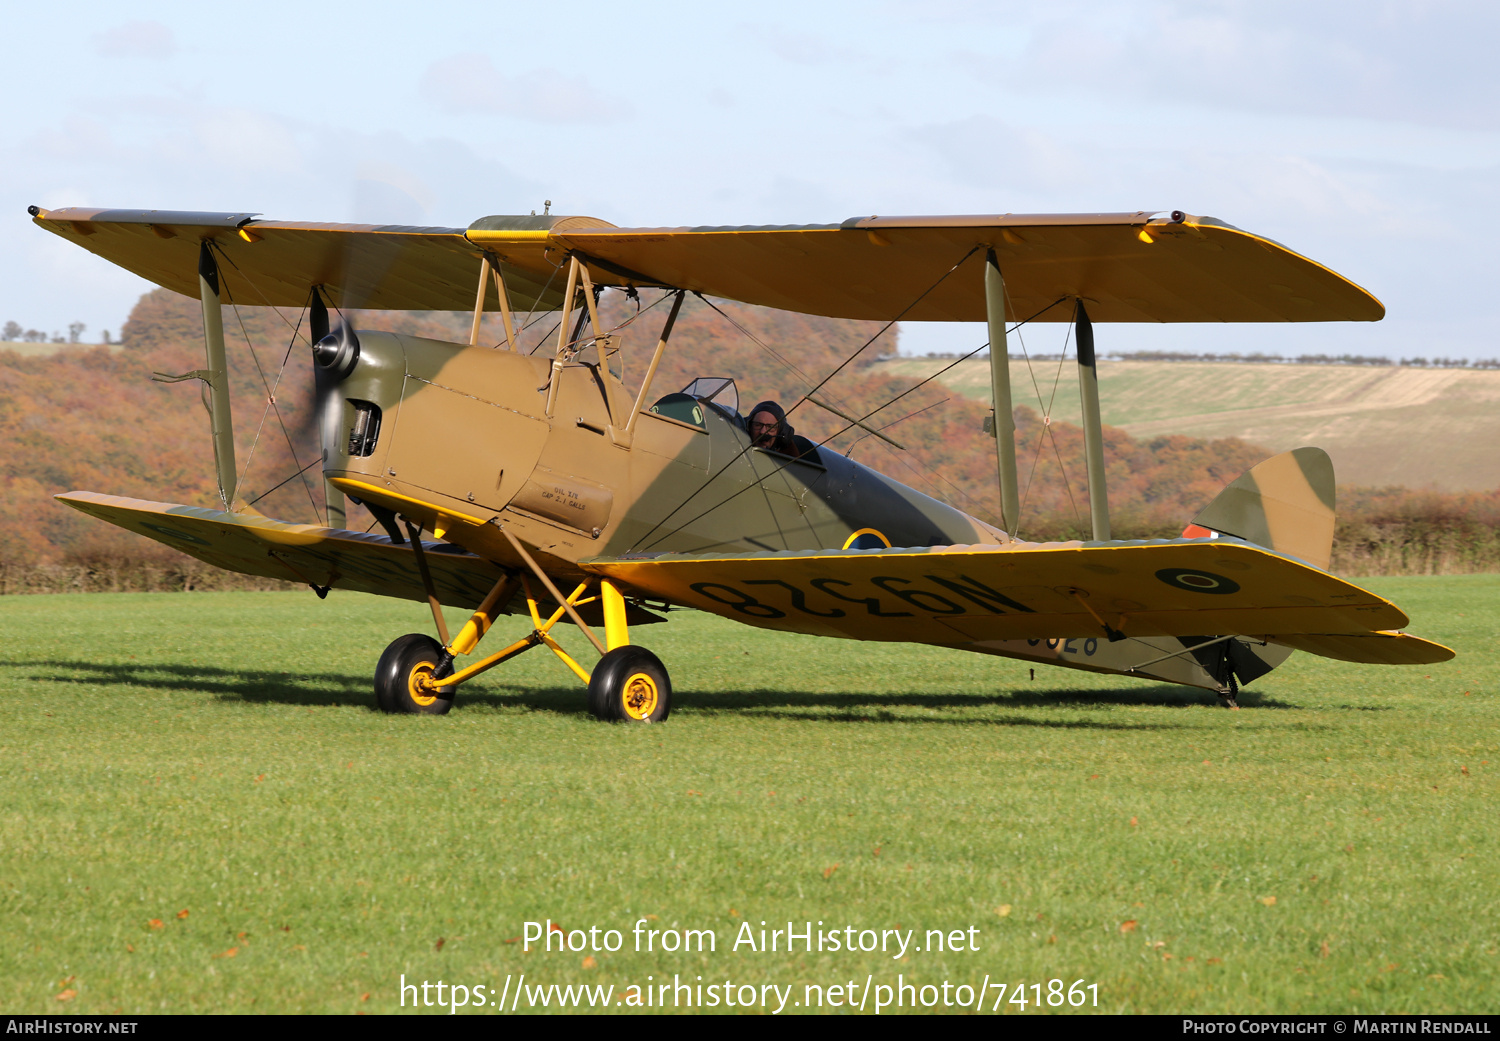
[31, 115, 114, 163]
[750, 26, 857, 65]
[93, 21, 176, 60]
[946, 0, 1500, 132]
[420, 54, 626, 123]
[907, 116, 1093, 197]
[352, 161, 436, 225]
[190, 110, 303, 177]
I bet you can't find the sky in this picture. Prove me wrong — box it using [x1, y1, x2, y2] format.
[3, 0, 1496, 359]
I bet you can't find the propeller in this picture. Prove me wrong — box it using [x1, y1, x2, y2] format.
[309, 289, 359, 531]
[310, 293, 360, 380]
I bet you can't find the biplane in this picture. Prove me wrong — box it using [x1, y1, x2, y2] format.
[29, 203, 1453, 718]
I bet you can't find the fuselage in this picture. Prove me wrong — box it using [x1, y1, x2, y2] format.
[320, 331, 1006, 576]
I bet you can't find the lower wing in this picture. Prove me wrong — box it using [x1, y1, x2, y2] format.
[584, 538, 1453, 665]
[58, 491, 510, 607]
[55, 491, 663, 624]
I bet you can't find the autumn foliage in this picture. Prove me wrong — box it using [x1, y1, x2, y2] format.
[2, 287, 1490, 593]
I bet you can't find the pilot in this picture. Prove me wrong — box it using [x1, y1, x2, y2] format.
[747, 400, 817, 460]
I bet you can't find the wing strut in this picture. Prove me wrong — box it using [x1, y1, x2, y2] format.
[984, 250, 1020, 532]
[467, 253, 520, 351]
[544, 257, 582, 417]
[198, 243, 238, 509]
[468, 254, 492, 347]
[622, 290, 686, 442]
[1074, 299, 1111, 540]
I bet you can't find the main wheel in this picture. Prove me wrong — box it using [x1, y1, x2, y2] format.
[588, 647, 671, 723]
[374, 634, 455, 714]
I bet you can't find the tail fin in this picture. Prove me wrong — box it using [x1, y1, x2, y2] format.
[1185, 447, 1336, 571]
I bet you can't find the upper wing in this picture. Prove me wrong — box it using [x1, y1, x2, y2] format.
[55, 491, 664, 625]
[547, 212, 1383, 323]
[33, 206, 1380, 324]
[584, 538, 1452, 664]
[27, 208, 583, 313]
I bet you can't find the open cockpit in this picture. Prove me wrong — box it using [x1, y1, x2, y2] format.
[649, 376, 823, 466]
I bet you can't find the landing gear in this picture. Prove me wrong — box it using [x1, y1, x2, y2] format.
[375, 633, 455, 714]
[370, 536, 671, 724]
[588, 647, 672, 723]
[1216, 671, 1240, 710]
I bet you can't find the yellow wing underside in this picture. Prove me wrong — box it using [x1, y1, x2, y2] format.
[583, 541, 1452, 665]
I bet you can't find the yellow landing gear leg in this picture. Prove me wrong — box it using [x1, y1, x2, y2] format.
[521, 576, 599, 684]
[427, 576, 597, 693]
[588, 578, 672, 723]
[374, 570, 523, 714]
[372, 530, 671, 722]
[602, 578, 630, 651]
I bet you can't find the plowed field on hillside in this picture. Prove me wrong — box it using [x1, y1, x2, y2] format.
[874, 358, 1500, 491]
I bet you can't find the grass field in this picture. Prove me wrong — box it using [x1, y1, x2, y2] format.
[872, 357, 1500, 492]
[2, 580, 1496, 1015]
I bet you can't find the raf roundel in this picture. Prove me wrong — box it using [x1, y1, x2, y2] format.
[1154, 568, 1241, 595]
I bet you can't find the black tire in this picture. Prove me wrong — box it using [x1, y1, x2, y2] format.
[374, 634, 455, 715]
[587, 647, 671, 723]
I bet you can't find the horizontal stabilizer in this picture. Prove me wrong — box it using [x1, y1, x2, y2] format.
[967, 634, 1292, 694]
[1265, 631, 1455, 665]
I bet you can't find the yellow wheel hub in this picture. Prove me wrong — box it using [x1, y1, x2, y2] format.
[408, 660, 440, 707]
[621, 672, 659, 720]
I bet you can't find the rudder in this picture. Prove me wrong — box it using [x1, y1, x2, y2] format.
[1187, 447, 1336, 571]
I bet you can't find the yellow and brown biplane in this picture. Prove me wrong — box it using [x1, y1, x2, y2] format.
[29, 203, 1453, 718]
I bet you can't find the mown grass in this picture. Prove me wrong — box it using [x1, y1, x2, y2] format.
[1, 578, 1496, 1015]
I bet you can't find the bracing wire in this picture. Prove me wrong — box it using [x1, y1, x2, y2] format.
[212, 245, 316, 348]
[211, 246, 322, 523]
[837, 296, 1071, 440]
[632, 253, 1042, 548]
[843, 398, 948, 456]
[632, 295, 1069, 552]
[1004, 279, 1081, 537]
[693, 295, 826, 399]
[246, 458, 321, 507]
[786, 245, 983, 420]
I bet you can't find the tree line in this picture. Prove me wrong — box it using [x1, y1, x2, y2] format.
[917, 349, 1500, 369]
[1, 320, 107, 344]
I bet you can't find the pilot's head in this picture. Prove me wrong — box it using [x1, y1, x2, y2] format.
[750, 409, 781, 447]
[747, 400, 791, 450]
